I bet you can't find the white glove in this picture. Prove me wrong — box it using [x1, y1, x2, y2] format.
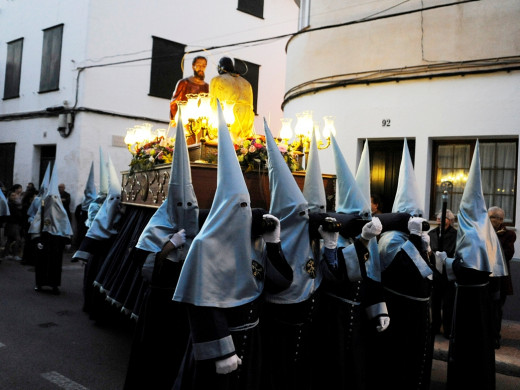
[376, 316, 390, 332]
[361, 217, 382, 240]
[420, 231, 431, 253]
[215, 354, 242, 374]
[262, 214, 280, 243]
[408, 216, 425, 236]
[318, 225, 338, 249]
[434, 251, 447, 273]
[169, 229, 186, 248]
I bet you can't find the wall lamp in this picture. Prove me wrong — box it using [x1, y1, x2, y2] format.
[46, 105, 75, 138]
[57, 112, 74, 138]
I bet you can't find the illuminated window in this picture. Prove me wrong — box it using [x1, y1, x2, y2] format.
[431, 139, 518, 224]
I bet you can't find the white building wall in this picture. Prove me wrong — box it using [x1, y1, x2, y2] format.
[0, 0, 299, 210]
[283, 0, 520, 257]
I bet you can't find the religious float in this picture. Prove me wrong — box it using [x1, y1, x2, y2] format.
[88, 97, 337, 322]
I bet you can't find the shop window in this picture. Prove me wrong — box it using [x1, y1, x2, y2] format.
[39, 24, 63, 93]
[234, 58, 259, 114]
[237, 0, 264, 19]
[149, 37, 185, 99]
[431, 139, 518, 224]
[4, 38, 23, 99]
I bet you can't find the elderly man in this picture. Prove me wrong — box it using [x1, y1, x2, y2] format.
[58, 183, 71, 221]
[488, 206, 516, 349]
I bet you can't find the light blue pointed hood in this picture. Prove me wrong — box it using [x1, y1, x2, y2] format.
[356, 140, 371, 206]
[27, 163, 52, 221]
[354, 140, 381, 282]
[303, 128, 327, 213]
[392, 139, 423, 217]
[98, 147, 109, 197]
[136, 115, 199, 261]
[454, 140, 507, 276]
[86, 148, 108, 227]
[86, 155, 122, 240]
[265, 118, 317, 304]
[332, 135, 371, 218]
[0, 187, 9, 217]
[174, 101, 259, 308]
[332, 135, 380, 280]
[81, 161, 97, 211]
[38, 163, 51, 197]
[28, 166, 73, 237]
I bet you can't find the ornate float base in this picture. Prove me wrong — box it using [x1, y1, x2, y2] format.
[121, 162, 336, 211]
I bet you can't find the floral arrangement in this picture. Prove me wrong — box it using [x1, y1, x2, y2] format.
[235, 135, 300, 172]
[128, 136, 175, 175]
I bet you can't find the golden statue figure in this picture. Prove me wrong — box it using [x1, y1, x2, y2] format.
[209, 57, 255, 144]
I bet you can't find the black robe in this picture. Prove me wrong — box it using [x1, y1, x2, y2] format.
[369, 233, 434, 390]
[174, 242, 292, 390]
[447, 259, 495, 390]
[123, 254, 189, 390]
[312, 239, 380, 390]
[34, 232, 69, 288]
[429, 225, 457, 337]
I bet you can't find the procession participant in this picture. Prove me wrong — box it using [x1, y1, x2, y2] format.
[73, 161, 97, 249]
[371, 139, 435, 390]
[22, 164, 51, 266]
[123, 115, 199, 390]
[26, 163, 51, 225]
[260, 120, 333, 390]
[85, 147, 108, 229]
[309, 134, 386, 390]
[28, 166, 74, 294]
[444, 141, 507, 390]
[172, 104, 292, 390]
[72, 154, 124, 315]
[0, 183, 9, 217]
[0, 183, 10, 264]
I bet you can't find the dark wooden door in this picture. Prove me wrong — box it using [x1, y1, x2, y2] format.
[366, 139, 415, 213]
[0, 143, 16, 189]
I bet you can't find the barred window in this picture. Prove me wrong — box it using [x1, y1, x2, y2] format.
[39, 24, 63, 93]
[4, 38, 23, 99]
[431, 139, 518, 224]
[149, 37, 185, 99]
[237, 0, 264, 19]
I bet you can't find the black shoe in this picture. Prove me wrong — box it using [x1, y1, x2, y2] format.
[34, 285, 42, 292]
[52, 287, 60, 295]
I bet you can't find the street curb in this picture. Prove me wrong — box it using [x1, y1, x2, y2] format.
[434, 342, 520, 378]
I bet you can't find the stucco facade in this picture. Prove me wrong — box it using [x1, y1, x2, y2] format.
[284, 0, 520, 256]
[0, 0, 298, 210]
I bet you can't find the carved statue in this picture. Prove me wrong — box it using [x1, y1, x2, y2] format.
[209, 57, 255, 144]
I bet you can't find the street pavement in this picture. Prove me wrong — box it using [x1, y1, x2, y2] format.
[1, 249, 519, 389]
[0, 250, 135, 390]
